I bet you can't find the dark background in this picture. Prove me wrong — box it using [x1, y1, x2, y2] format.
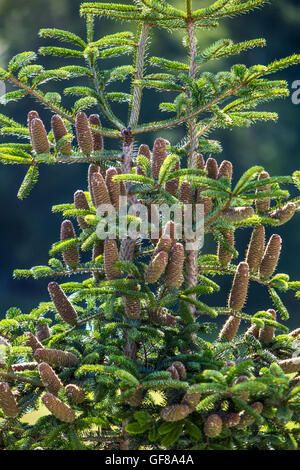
[0, 0, 299, 327]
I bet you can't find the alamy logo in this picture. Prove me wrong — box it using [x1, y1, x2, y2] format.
[95, 197, 205, 251]
[291, 80, 300, 105]
[0, 81, 6, 102]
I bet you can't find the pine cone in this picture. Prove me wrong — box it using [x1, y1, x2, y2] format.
[89, 114, 103, 152]
[65, 384, 85, 404]
[228, 262, 249, 311]
[124, 295, 141, 320]
[92, 240, 104, 279]
[137, 144, 151, 176]
[27, 110, 40, 141]
[172, 361, 186, 380]
[221, 207, 254, 222]
[236, 402, 263, 429]
[259, 309, 276, 343]
[270, 202, 296, 225]
[219, 316, 241, 341]
[167, 365, 180, 380]
[0, 382, 18, 418]
[218, 160, 233, 181]
[75, 112, 93, 155]
[218, 230, 234, 267]
[196, 195, 212, 218]
[38, 362, 63, 395]
[48, 282, 78, 326]
[60, 220, 80, 270]
[179, 181, 193, 204]
[244, 323, 260, 338]
[91, 172, 111, 208]
[51, 115, 71, 155]
[12, 362, 38, 372]
[34, 348, 78, 368]
[246, 225, 265, 273]
[30, 118, 50, 155]
[204, 414, 223, 438]
[255, 171, 270, 213]
[148, 308, 176, 327]
[25, 332, 44, 352]
[165, 243, 184, 288]
[279, 358, 300, 373]
[205, 158, 218, 180]
[106, 167, 120, 210]
[42, 393, 75, 423]
[145, 251, 169, 284]
[36, 323, 50, 342]
[259, 234, 282, 279]
[161, 404, 191, 422]
[151, 138, 169, 180]
[221, 412, 240, 428]
[165, 159, 180, 196]
[182, 392, 201, 409]
[116, 167, 127, 197]
[74, 190, 90, 230]
[104, 239, 121, 280]
[196, 152, 205, 170]
[88, 164, 100, 207]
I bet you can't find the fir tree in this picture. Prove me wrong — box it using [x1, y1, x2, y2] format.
[0, 0, 300, 450]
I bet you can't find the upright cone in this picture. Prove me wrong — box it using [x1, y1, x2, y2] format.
[51, 115, 71, 155]
[255, 171, 270, 213]
[89, 114, 103, 152]
[76, 112, 93, 155]
[145, 251, 169, 284]
[91, 172, 111, 208]
[106, 168, 121, 210]
[60, 220, 80, 270]
[65, 384, 85, 404]
[152, 138, 169, 180]
[219, 316, 241, 341]
[259, 309, 276, 343]
[161, 404, 191, 422]
[104, 240, 121, 280]
[205, 158, 218, 180]
[30, 118, 50, 155]
[0, 382, 18, 418]
[218, 160, 233, 181]
[179, 181, 193, 204]
[228, 262, 249, 311]
[42, 393, 75, 423]
[38, 362, 63, 395]
[259, 234, 282, 279]
[218, 230, 234, 267]
[204, 414, 223, 438]
[165, 243, 184, 288]
[74, 190, 90, 230]
[245, 225, 265, 273]
[48, 282, 78, 326]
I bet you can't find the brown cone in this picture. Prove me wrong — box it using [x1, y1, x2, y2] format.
[106, 168, 120, 210]
[27, 110, 40, 141]
[65, 384, 85, 404]
[259, 309, 276, 343]
[167, 365, 180, 380]
[244, 323, 260, 338]
[228, 262, 249, 311]
[88, 164, 100, 207]
[179, 181, 193, 205]
[0, 382, 18, 418]
[36, 323, 50, 342]
[148, 308, 176, 327]
[161, 404, 191, 422]
[172, 361, 186, 380]
[38, 362, 63, 395]
[25, 332, 44, 352]
[30, 118, 50, 155]
[270, 203, 296, 225]
[236, 402, 263, 429]
[74, 190, 90, 230]
[91, 172, 111, 209]
[48, 282, 78, 326]
[34, 348, 78, 368]
[218, 160, 233, 181]
[218, 230, 234, 267]
[124, 291, 141, 320]
[104, 239, 121, 280]
[222, 207, 254, 222]
[145, 251, 169, 284]
[51, 115, 71, 155]
[197, 195, 212, 218]
[60, 220, 80, 270]
[116, 167, 127, 197]
[204, 414, 223, 438]
[89, 114, 103, 152]
[219, 316, 241, 341]
[151, 138, 169, 180]
[42, 393, 75, 423]
[76, 112, 93, 155]
[165, 243, 184, 288]
[245, 225, 265, 273]
[221, 412, 240, 428]
[137, 144, 151, 176]
[12, 362, 38, 372]
[279, 358, 300, 373]
[182, 392, 201, 409]
[259, 234, 282, 279]
[165, 159, 180, 196]
[205, 158, 218, 180]
[255, 171, 270, 213]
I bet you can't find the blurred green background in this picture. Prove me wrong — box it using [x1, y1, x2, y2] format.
[0, 0, 299, 326]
